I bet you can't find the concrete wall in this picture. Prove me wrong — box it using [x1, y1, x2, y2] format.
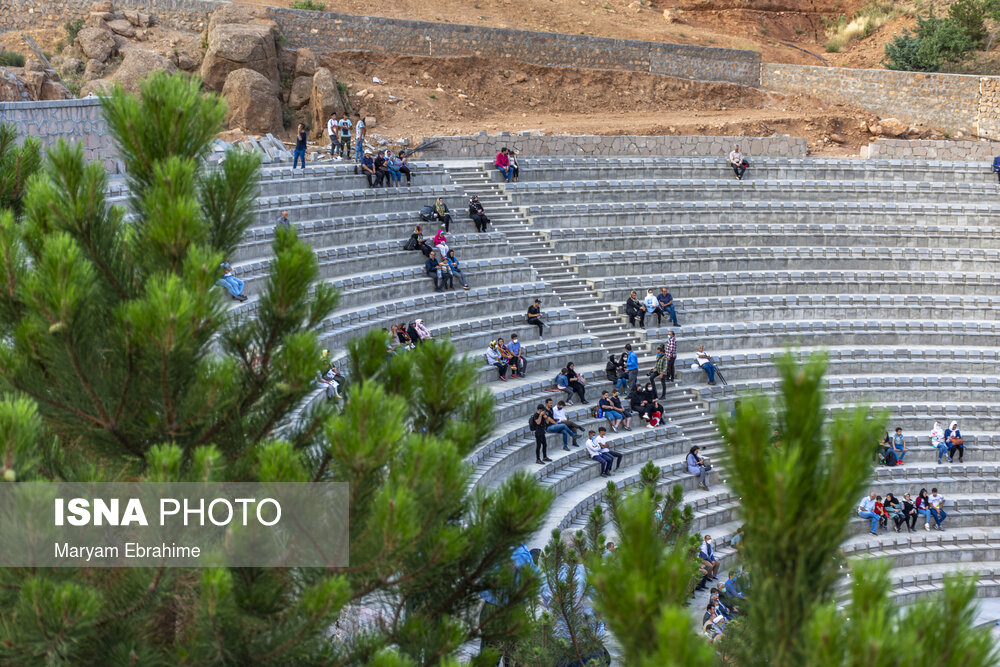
[418, 133, 808, 158]
[0, 98, 119, 171]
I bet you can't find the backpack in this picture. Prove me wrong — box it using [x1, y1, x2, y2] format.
[419, 205, 435, 222]
[884, 447, 897, 466]
[993, 156, 1000, 173]
[528, 414, 539, 432]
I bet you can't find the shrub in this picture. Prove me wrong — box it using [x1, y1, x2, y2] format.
[884, 13, 980, 71]
[64, 18, 85, 43]
[824, 1, 898, 52]
[0, 50, 25, 67]
[290, 0, 326, 9]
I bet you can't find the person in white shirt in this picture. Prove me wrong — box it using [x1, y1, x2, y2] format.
[858, 491, 879, 535]
[696, 345, 717, 385]
[643, 288, 664, 327]
[551, 400, 584, 436]
[354, 113, 366, 164]
[327, 113, 342, 158]
[729, 144, 746, 180]
[585, 430, 613, 477]
[928, 488, 947, 530]
[594, 427, 623, 472]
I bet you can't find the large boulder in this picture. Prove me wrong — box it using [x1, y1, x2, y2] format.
[110, 49, 177, 93]
[84, 58, 105, 80]
[169, 34, 203, 72]
[76, 26, 117, 62]
[288, 75, 312, 108]
[222, 68, 282, 135]
[40, 79, 74, 100]
[201, 5, 279, 92]
[107, 19, 135, 38]
[309, 67, 345, 138]
[295, 48, 317, 77]
[80, 78, 112, 97]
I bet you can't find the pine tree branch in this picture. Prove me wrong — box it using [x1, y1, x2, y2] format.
[256, 592, 337, 663]
[112, 325, 134, 424]
[95, 566, 164, 628]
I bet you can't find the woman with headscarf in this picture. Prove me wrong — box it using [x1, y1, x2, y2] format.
[914, 488, 932, 531]
[406, 321, 421, 346]
[485, 340, 508, 381]
[407, 225, 432, 256]
[445, 249, 470, 290]
[565, 362, 587, 404]
[687, 445, 710, 491]
[930, 421, 949, 464]
[434, 198, 453, 232]
[413, 319, 431, 341]
[944, 420, 964, 463]
[496, 337, 519, 379]
[433, 228, 449, 259]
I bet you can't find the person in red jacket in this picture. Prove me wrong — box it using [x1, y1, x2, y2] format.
[495, 146, 512, 182]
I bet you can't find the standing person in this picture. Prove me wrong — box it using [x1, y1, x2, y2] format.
[858, 491, 879, 536]
[338, 112, 352, 160]
[930, 420, 950, 464]
[944, 420, 964, 463]
[531, 405, 551, 464]
[652, 344, 668, 398]
[664, 329, 678, 381]
[354, 113, 366, 162]
[624, 343, 639, 395]
[510, 149, 520, 182]
[928, 488, 947, 530]
[526, 299, 544, 339]
[729, 144, 746, 180]
[585, 430, 614, 477]
[696, 346, 717, 385]
[293, 123, 307, 171]
[657, 287, 680, 327]
[327, 112, 339, 157]
[495, 147, 512, 182]
[469, 195, 490, 232]
[890, 427, 906, 465]
[625, 290, 646, 328]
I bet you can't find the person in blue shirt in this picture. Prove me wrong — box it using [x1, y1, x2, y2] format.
[444, 249, 470, 290]
[293, 123, 307, 170]
[891, 426, 906, 464]
[724, 572, 745, 599]
[216, 262, 247, 302]
[554, 369, 574, 404]
[508, 332, 526, 377]
[657, 287, 680, 327]
[624, 343, 639, 394]
[360, 151, 377, 187]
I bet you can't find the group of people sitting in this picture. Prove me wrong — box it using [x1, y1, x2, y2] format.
[697, 535, 746, 643]
[624, 287, 680, 329]
[495, 147, 520, 183]
[878, 421, 966, 466]
[315, 350, 346, 401]
[404, 225, 471, 292]
[387, 319, 432, 354]
[484, 334, 528, 381]
[419, 196, 491, 234]
[858, 487, 948, 534]
[360, 148, 413, 187]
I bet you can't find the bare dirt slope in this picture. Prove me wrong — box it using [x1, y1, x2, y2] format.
[327, 51, 878, 156]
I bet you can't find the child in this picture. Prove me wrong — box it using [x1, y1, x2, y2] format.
[874, 496, 889, 529]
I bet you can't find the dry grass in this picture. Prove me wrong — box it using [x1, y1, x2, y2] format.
[824, 0, 901, 53]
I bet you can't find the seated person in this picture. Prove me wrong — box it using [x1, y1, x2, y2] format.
[598, 390, 627, 433]
[469, 195, 490, 232]
[624, 290, 646, 328]
[372, 151, 389, 187]
[554, 368, 574, 405]
[360, 151, 377, 186]
[406, 225, 433, 256]
[425, 250, 453, 292]
[485, 341, 509, 381]
[507, 333, 527, 376]
[696, 345, 717, 385]
[891, 427, 906, 464]
[874, 496, 888, 529]
[444, 250, 470, 290]
[552, 400, 583, 435]
[564, 362, 587, 404]
[385, 150, 403, 185]
[434, 198, 453, 232]
[595, 426, 623, 472]
[496, 338, 520, 379]
[432, 228, 450, 259]
[216, 262, 248, 302]
[643, 288, 664, 326]
[585, 430, 614, 477]
[944, 421, 964, 463]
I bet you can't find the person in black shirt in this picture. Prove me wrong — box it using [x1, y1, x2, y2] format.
[531, 404, 552, 464]
[293, 123, 307, 171]
[625, 290, 646, 328]
[372, 152, 389, 187]
[565, 362, 587, 404]
[526, 299, 544, 340]
[469, 195, 490, 232]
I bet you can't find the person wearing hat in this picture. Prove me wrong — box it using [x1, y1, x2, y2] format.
[360, 151, 377, 187]
[526, 299, 544, 340]
[469, 195, 490, 232]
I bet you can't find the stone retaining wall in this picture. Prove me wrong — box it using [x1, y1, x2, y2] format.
[417, 133, 808, 158]
[0, 0, 216, 33]
[866, 138, 1000, 163]
[0, 98, 119, 171]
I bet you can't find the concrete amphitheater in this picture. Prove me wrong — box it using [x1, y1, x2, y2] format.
[182, 147, 1000, 635]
